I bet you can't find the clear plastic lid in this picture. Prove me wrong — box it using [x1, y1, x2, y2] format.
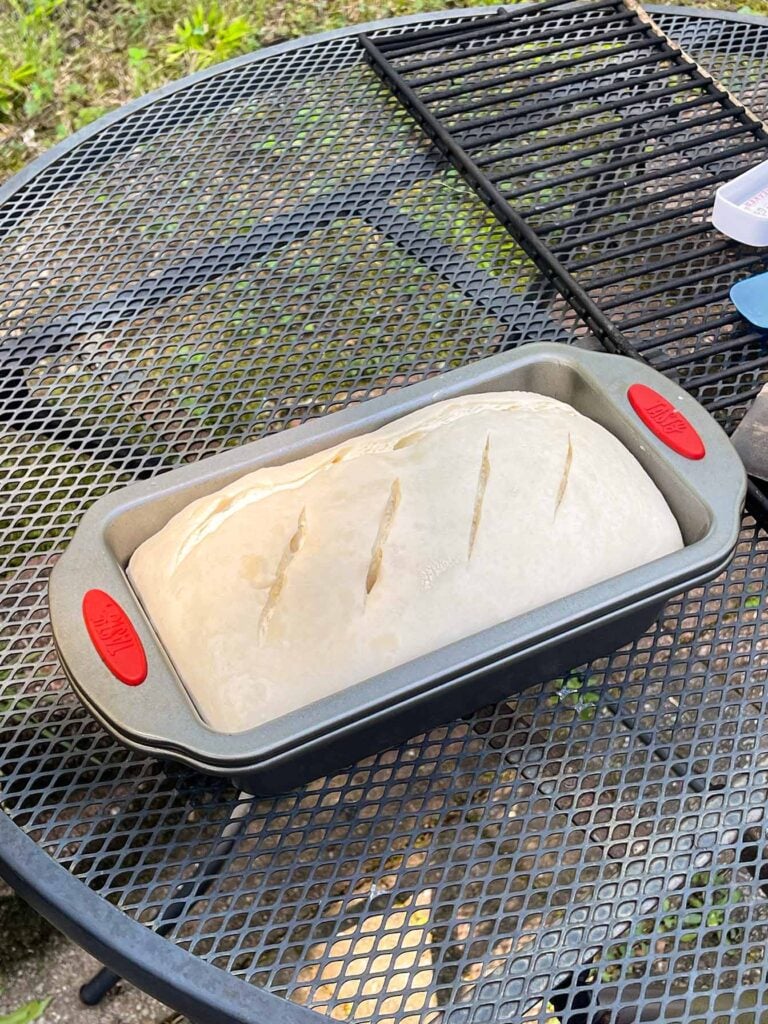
[712, 158, 768, 246]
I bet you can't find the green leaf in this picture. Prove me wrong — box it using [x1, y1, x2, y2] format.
[0, 997, 52, 1024]
[23, 0, 63, 24]
[165, 2, 252, 68]
[745, 595, 760, 609]
[706, 909, 725, 929]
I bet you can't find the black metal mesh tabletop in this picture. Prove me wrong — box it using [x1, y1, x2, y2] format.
[2, 6, 768, 1024]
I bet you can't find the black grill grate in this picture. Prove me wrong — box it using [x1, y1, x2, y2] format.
[361, 1, 768, 435]
[2, 8, 768, 1024]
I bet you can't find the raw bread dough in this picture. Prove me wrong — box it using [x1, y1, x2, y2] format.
[128, 392, 683, 732]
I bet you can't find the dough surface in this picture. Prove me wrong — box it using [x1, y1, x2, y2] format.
[128, 392, 683, 732]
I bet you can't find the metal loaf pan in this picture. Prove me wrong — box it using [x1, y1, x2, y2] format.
[49, 344, 746, 794]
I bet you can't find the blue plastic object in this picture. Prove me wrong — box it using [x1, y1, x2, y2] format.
[731, 271, 768, 330]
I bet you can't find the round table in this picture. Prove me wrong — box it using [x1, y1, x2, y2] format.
[1, 6, 768, 1024]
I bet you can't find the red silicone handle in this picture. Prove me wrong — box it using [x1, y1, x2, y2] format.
[627, 383, 706, 460]
[82, 589, 147, 686]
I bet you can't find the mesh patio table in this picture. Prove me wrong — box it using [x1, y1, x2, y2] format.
[1, 5, 768, 1023]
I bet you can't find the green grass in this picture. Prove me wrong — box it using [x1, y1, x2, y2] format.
[0, 0, 766, 182]
[0, 999, 51, 1024]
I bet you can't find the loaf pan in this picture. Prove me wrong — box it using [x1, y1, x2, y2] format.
[49, 344, 746, 795]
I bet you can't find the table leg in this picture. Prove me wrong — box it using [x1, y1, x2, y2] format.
[79, 966, 121, 1005]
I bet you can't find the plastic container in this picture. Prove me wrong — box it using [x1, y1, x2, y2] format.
[712, 158, 768, 246]
[49, 344, 746, 795]
[731, 270, 768, 329]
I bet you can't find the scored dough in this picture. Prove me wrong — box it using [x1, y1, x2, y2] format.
[128, 392, 683, 733]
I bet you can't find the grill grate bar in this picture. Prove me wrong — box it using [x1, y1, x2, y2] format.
[374, 8, 514, 54]
[548, 196, 715, 250]
[602, 251, 761, 309]
[653, 329, 763, 370]
[568, 220, 714, 270]
[378, 0, 625, 62]
[587, 238, 733, 289]
[677, 350, 768, 390]
[458, 77, 699, 152]
[479, 84, 720, 163]
[707, 381, 765, 410]
[486, 104, 732, 181]
[535, 160, 762, 231]
[446, 56, 680, 126]
[500, 126, 751, 199]
[410, 19, 644, 88]
[636, 311, 745, 352]
[421, 39, 654, 105]
[455, 71, 712, 148]
[618, 286, 732, 328]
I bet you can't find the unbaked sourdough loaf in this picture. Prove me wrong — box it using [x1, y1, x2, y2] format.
[128, 392, 683, 732]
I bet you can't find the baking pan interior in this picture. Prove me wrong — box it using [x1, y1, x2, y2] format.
[104, 355, 710, 573]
